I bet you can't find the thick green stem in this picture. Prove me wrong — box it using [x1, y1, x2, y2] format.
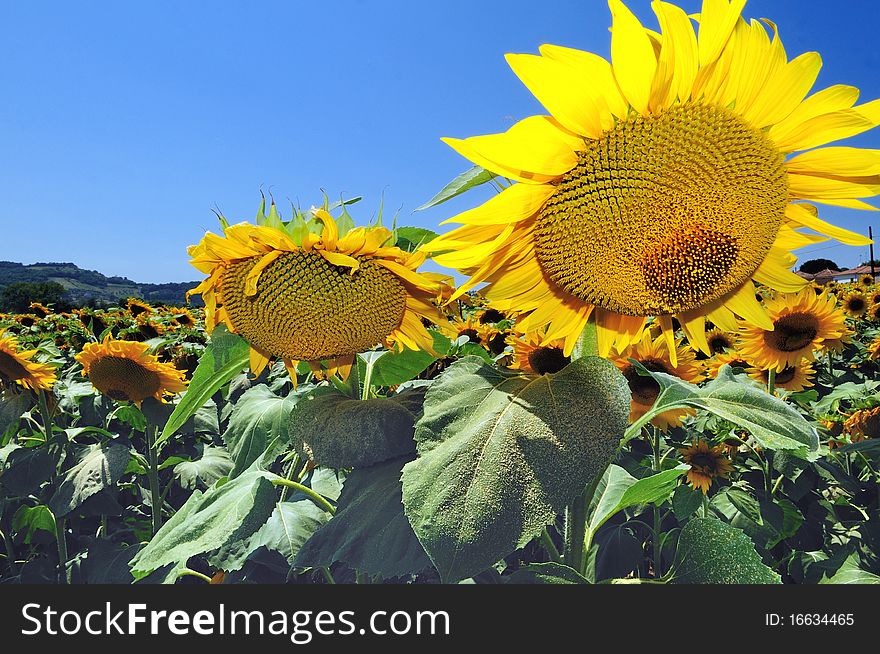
[540, 528, 562, 564]
[651, 427, 663, 578]
[272, 478, 336, 515]
[37, 390, 55, 445]
[177, 568, 213, 583]
[767, 368, 776, 396]
[347, 357, 361, 400]
[361, 358, 374, 401]
[55, 517, 68, 584]
[279, 454, 301, 502]
[1, 528, 17, 577]
[563, 317, 601, 574]
[321, 567, 336, 584]
[146, 425, 163, 535]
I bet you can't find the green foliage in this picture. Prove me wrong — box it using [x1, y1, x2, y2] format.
[222, 385, 296, 477]
[402, 355, 630, 582]
[415, 166, 498, 211]
[47, 441, 131, 517]
[1, 281, 67, 312]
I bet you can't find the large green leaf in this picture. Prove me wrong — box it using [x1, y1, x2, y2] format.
[670, 517, 781, 584]
[587, 464, 689, 541]
[245, 501, 331, 566]
[130, 468, 278, 579]
[173, 446, 234, 490]
[414, 166, 497, 211]
[0, 390, 32, 437]
[12, 504, 56, 544]
[0, 447, 53, 496]
[157, 326, 250, 447]
[402, 355, 630, 583]
[289, 388, 419, 468]
[223, 385, 297, 477]
[295, 456, 432, 577]
[626, 365, 819, 459]
[48, 441, 131, 517]
[819, 553, 880, 584]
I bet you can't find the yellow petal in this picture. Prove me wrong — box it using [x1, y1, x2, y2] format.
[608, 0, 657, 115]
[771, 98, 880, 153]
[312, 208, 339, 247]
[784, 203, 873, 246]
[244, 250, 284, 297]
[249, 348, 271, 378]
[744, 51, 822, 128]
[431, 224, 516, 268]
[697, 0, 746, 67]
[788, 172, 880, 201]
[679, 311, 710, 355]
[651, 1, 698, 107]
[786, 147, 880, 177]
[657, 315, 678, 367]
[752, 249, 809, 292]
[769, 84, 860, 147]
[442, 115, 581, 183]
[505, 53, 605, 137]
[538, 44, 628, 124]
[319, 250, 360, 271]
[724, 282, 773, 330]
[440, 182, 554, 226]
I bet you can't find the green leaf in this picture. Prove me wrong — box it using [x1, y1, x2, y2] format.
[415, 166, 497, 211]
[1, 447, 54, 496]
[369, 332, 451, 387]
[626, 365, 819, 459]
[726, 488, 763, 526]
[0, 390, 32, 436]
[394, 226, 439, 252]
[587, 465, 688, 540]
[402, 355, 630, 583]
[288, 388, 418, 468]
[223, 386, 297, 477]
[129, 468, 278, 579]
[157, 326, 250, 447]
[245, 500, 331, 567]
[670, 517, 781, 584]
[173, 446, 234, 490]
[504, 563, 589, 584]
[83, 540, 141, 584]
[672, 484, 702, 520]
[12, 505, 56, 544]
[48, 441, 131, 517]
[819, 553, 880, 584]
[295, 456, 432, 577]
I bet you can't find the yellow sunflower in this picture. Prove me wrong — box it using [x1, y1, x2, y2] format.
[422, 0, 879, 363]
[508, 332, 571, 375]
[0, 331, 56, 392]
[76, 336, 187, 405]
[746, 360, 815, 392]
[28, 302, 51, 317]
[187, 203, 451, 380]
[15, 314, 39, 328]
[705, 350, 751, 379]
[843, 406, 880, 441]
[127, 298, 153, 317]
[738, 288, 846, 371]
[679, 440, 734, 494]
[705, 328, 736, 355]
[867, 335, 880, 360]
[611, 331, 704, 430]
[842, 290, 869, 318]
[859, 274, 874, 287]
[171, 308, 198, 328]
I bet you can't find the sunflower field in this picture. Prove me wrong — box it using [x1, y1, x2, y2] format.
[2, 0, 880, 587]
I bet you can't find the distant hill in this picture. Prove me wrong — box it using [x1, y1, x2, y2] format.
[0, 261, 202, 307]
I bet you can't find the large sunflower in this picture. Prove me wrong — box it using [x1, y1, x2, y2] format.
[0, 331, 56, 392]
[423, 0, 879, 363]
[187, 204, 451, 380]
[76, 336, 187, 404]
[738, 288, 846, 371]
[842, 290, 869, 318]
[611, 330, 704, 430]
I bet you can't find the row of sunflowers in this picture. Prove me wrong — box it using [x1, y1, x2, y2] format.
[2, 0, 880, 584]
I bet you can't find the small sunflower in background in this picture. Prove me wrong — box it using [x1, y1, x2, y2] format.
[171, 308, 198, 328]
[705, 328, 736, 355]
[188, 200, 452, 381]
[475, 307, 508, 325]
[136, 314, 167, 340]
[869, 290, 880, 305]
[738, 288, 846, 371]
[508, 333, 570, 375]
[77, 337, 187, 405]
[0, 331, 56, 392]
[126, 298, 153, 318]
[867, 303, 880, 322]
[15, 314, 39, 329]
[843, 406, 880, 441]
[842, 291, 869, 318]
[705, 350, 752, 379]
[679, 440, 734, 494]
[28, 302, 52, 318]
[867, 335, 880, 360]
[611, 331, 704, 430]
[422, 0, 880, 362]
[746, 361, 815, 393]
[859, 274, 874, 287]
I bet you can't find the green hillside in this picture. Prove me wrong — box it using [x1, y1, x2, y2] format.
[0, 260, 200, 306]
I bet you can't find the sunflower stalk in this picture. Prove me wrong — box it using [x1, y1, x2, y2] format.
[651, 426, 663, 578]
[145, 424, 163, 535]
[563, 318, 601, 574]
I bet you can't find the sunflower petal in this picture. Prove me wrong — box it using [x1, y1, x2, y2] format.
[784, 203, 873, 246]
[697, 0, 746, 67]
[440, 182, 554, 226]
[725, 282, 774, 330]
[608, 0, 657, 115]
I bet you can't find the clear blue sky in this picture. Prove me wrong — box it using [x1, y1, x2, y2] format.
[1, 0, 879, 283]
